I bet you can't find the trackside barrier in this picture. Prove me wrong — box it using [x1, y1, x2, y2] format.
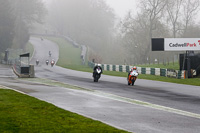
[141, 68, 146, 74]
[88, 61, 186, 79]
[12, 64, 35, 78]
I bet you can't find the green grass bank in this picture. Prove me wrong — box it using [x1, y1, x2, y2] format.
[0, 89, 128, 133]
[44, 37, 91, 72]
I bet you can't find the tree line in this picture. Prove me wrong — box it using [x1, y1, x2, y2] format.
[46, 0, 117, 63]
[2, 0, 199, 65]
[119, 0, 200, 64]
[46, 0, 200, 65]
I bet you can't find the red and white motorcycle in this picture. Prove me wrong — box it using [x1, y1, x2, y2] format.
[51, 60, 55, 67]
[128, 70, 139, 86]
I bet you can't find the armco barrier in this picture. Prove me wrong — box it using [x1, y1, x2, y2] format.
[146, 68, 151, 75]
[160, 69, 167, 77]
[141, 68, 146, 74]
[89, 61, 186, 79]
[113, 65, 116, 71]
[119, 65, 123, 72]
[126, 66, 130, 72]
[151, 68, 155, 75]
[107, 64, 110, 71]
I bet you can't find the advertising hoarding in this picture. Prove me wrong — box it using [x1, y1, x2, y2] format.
[164, 38, 200, 51]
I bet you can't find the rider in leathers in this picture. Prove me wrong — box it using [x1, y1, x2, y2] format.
[93, 65, 103, 77]
[128, 66, 138, 79]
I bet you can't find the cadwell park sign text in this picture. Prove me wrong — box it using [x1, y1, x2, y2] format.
[152, 38, 200, 51]
[165, 38, 200, 51]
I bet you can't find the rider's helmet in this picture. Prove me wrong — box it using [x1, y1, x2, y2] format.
[133, 66, 137, 70]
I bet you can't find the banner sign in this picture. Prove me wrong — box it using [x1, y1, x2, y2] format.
[164, 38, 200, 51]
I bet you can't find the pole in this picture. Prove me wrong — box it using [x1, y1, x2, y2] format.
[186, 51, 192, 78]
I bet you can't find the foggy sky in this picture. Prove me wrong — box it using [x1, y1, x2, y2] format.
[105, 0, 138, 18]
[42, 0, 138, 18]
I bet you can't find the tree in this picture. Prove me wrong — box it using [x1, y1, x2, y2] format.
[120, 11, 170, 64]
[119, 0, 168, 64]
[47, 0, 115, 62]
[0, 0, 15, 54]
[119, 0, 200, 64]
[166, 0, 184, 38]
[140, 0, 167, 39]
[137, 0, 167, 60]
[183, 25, 200, 37]
[11, 0, 46, 49]
[182, 0, 200, 37]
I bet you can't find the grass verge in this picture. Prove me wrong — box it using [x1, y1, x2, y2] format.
[25, 42, 34, 57]
[44, 37, 82, 66]
[0, 89, 128, 133]
[43, 37, 94, 72]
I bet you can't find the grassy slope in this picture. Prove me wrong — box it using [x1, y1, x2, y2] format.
[44, 37, 92, 72]
[25, 42, 34, 57]
[0, 89, 128, 133]
[45, 37, 82, 65]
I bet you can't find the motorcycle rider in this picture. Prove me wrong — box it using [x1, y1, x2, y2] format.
[128, 66, 138, 79]
[36, 59, 39, 65]
[51, 59, 55, 67]
[49, 51, 51, 57]
[46, 60, 49, 65]
[93, 64, 103, 78]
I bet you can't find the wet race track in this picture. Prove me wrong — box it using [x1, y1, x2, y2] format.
[1, 37, 200, 133]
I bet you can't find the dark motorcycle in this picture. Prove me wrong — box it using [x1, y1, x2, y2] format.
[93, 67, 102, 82]
[46, 60, 49, 65]
[36, 60, 39, 65]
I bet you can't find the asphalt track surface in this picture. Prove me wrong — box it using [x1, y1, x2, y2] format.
[0, 37, 200, 133]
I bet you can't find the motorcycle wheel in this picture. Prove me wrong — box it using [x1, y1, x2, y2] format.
[94, 78, 97, 82]
[131, 77, 135, 86]
[94, 75, 99, 82]
[128, 81, 130, 85]
[131, 80, 135, 86]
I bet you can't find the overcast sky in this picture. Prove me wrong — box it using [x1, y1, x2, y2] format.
[105, 0, 138, 18]
[42, 0, 138, 18]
